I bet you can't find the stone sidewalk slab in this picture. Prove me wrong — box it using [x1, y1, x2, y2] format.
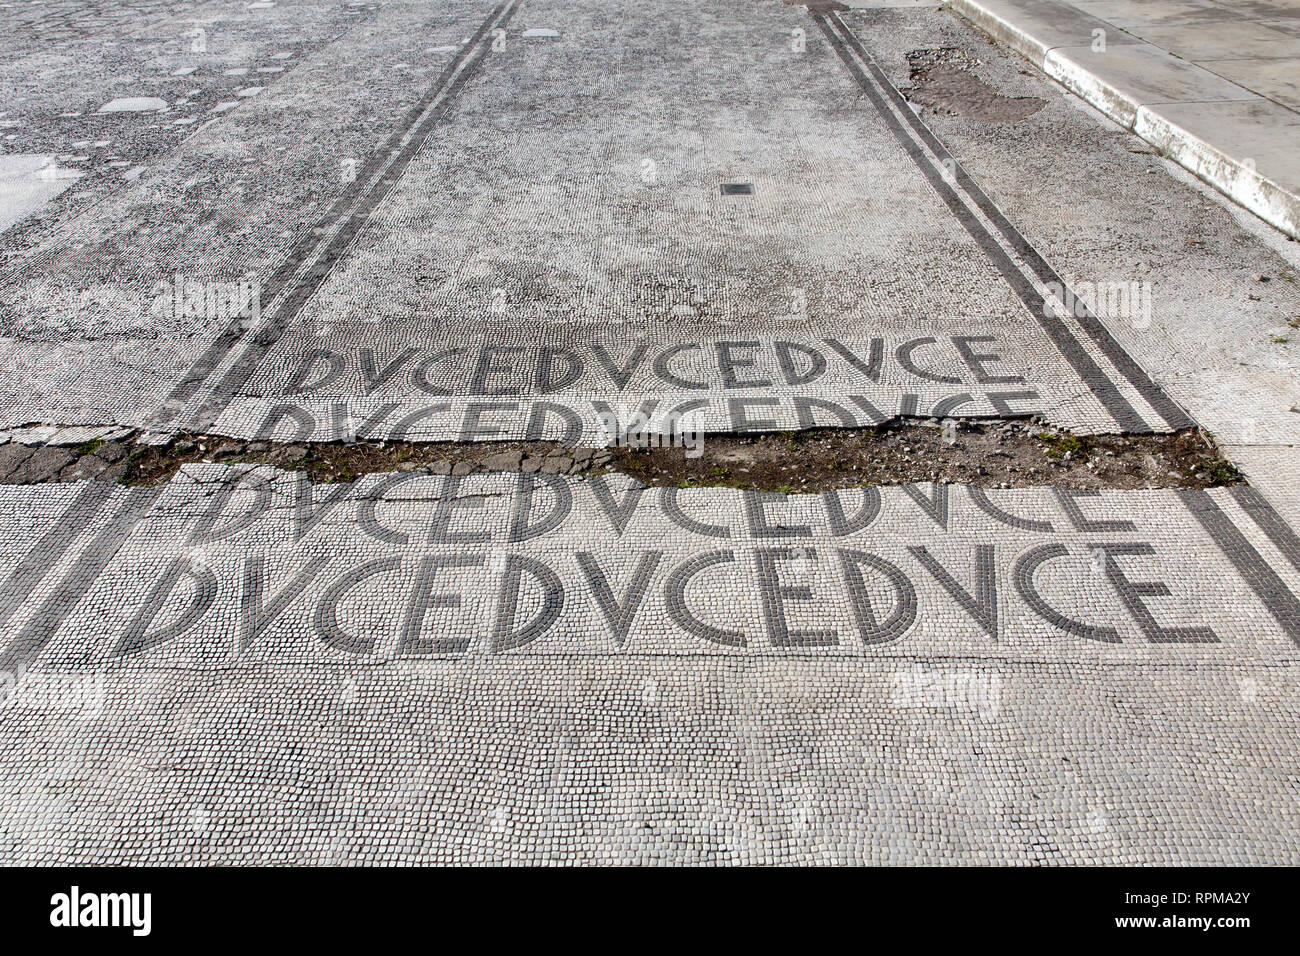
[1074, 0, 1250, 27]
[1132, 20, 1300, 60]
[950, 0, 1145, 60]
[951, 0, 1300, 238]
[1202, 55, 1300, 109]
[1136, 98, 1300, 226]
[1042, 43, 1258, 127]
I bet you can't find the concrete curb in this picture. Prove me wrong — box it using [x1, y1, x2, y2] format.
[1132, 103, 1300, 240]
[949, 0, 1300, 239]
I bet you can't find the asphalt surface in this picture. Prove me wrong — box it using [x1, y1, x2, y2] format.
[0, 0, 1298, 864]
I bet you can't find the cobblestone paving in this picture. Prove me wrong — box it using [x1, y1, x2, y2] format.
[0, 0, 1298, 864]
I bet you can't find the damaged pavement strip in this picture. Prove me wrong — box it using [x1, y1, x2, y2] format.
[14, 457, 1300, 662]
[0, 420, 1244, 491]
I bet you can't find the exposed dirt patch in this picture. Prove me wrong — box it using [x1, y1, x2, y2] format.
[903, 47, 1046, 122]
[614, 422, 1242, 492]
[0, 421, 1242, 491]
[120, 437, 614, 486]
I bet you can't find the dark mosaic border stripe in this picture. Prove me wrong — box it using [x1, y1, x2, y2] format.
[0, 481, 114, 633]
[0, 487, 159, 671]
[1230, 485, 1300, 576]
[1180, 488, 1300, 647]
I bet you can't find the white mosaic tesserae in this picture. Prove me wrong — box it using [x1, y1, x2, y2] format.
[0, 469, 1296, 863]
[0, 0, 1298, 865]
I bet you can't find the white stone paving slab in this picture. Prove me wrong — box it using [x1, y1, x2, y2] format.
[1044, 43, 1257, 128]
[950, 0, 1145, 60]
[1071, 0, 1244, 25]
[1136, 98, 1300, 231]
[1129, 19, 1300, 60]
[96, 97, 168, 113]
[1203, 56, 1300, 110]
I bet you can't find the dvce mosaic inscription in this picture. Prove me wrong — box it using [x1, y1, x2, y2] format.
[11, 467, 1297, 669]
[231, 335, 1050, 444]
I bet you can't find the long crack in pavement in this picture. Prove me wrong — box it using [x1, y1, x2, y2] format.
[0, 0, 1298, 865]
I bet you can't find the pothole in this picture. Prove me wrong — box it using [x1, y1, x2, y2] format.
[0, 421, 1243, 491]
[903, 47, 1046, 122]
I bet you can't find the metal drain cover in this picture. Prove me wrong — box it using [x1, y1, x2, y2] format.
[720, 182, 754, 195]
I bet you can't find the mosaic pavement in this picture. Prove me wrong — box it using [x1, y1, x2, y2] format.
[1, 0, 1198, 439]
[0, 0, 1298, 863]
[0, 471, 1298, 863]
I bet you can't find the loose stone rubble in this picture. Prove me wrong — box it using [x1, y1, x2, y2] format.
[0, 420, 1245, 491]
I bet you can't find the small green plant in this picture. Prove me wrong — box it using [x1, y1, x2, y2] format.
[1036, 433, 1088, 460]
[1200, 458, 1242, 485]
[75, 436, 105, 457]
